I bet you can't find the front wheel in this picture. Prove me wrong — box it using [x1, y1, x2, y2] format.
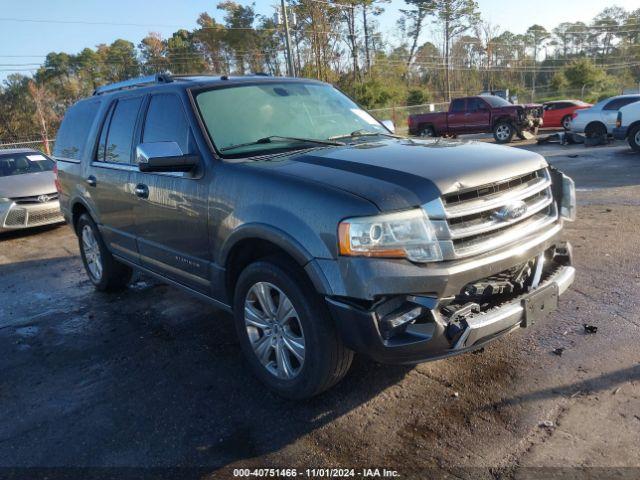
[77, 214, 132, 291]
[233, 256, 353, 399]
[493, 121, 514, 143]
[629, 125, 640, 152]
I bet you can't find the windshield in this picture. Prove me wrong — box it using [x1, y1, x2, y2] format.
[481, 95, 512, 107]
[0, 153, 54, 177]
[195, 82, 386, 157]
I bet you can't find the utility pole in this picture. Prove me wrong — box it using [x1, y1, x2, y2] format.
[281, 0, 296, 77]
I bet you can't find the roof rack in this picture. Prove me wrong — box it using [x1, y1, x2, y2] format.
[93, 73, 174, 96]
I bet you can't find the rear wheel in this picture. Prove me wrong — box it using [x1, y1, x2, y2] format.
[77, 214, 132, 291]
[493, 121, 514, 143]
[628, 125, 640, 152]
[585, 122, 606, 139]
[233, 256, 353, 399]
[561, 115, 572, 131]
[418, 125, 436, 137]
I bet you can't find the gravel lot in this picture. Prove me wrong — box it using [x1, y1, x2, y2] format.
[1, 138, 639, 479]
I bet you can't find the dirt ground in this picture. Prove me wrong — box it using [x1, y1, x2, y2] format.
[1, 139, 639, 479]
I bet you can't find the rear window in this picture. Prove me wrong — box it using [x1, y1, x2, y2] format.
[53, 101, 100, 160]
[603, 97, 640, 111]
[0, 153, 54, 177]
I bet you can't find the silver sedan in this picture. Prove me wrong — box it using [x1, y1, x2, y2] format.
[0, 148, 64, 232]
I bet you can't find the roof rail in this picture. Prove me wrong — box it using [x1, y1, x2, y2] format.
[93, 73, 173, 96]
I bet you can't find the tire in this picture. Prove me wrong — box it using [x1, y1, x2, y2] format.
[76, 213, 132, 291]
[561, 115, 572, 131]
[493, 121, 514, 144]
[418, 125, 436, 137]
[233, 256, 354, 399]
[628, 125, 640, 152]
[585, 122, 606, 139]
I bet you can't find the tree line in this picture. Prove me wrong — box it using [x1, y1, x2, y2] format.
[1, 1, 639, 149]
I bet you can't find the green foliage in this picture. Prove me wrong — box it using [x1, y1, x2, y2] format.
[406, 88, 429, 105]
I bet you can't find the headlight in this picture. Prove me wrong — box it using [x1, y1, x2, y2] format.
[338, 208, 443, 262]
[561, 174, 576, 221]
[0, 197, 11, 204]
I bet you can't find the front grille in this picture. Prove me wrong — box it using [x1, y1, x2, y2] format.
[4, 208, 27, 226]
[27, 207, 64, 226]
[426, 168, 559, 260]
[11, 192, 59, 205]
[3, 204, 63, 228]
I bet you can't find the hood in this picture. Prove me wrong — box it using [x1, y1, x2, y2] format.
[0, 171, 57, 199]
[260, 138, 548, 212]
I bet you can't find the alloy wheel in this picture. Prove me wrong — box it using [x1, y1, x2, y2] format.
[244, 282, 305, 379]
[81, 225, 103, 282]
[496, 124, 511, 141]
[563, 117, 571, 130]
[635, 129, 640, 147]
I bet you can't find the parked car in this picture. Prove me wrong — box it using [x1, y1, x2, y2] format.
[569, 94, 640, 137]
[542, 100, 591, 130]
[408, 95, 543, 144]
[0, 148, 64, 232]
[613, 101, 640, 151]
[54, 74, 576, 398]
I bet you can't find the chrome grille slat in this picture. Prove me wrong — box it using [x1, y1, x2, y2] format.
[448, 192, 553, 239]
[426, 168, 559, 260]
[443, 171, 551, 219]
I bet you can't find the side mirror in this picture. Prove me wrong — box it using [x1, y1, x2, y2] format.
[136, 142, 199, 173]
[381, 119, 395, 133]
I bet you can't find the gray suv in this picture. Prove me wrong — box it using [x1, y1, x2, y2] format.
[54, 74, 576, 398]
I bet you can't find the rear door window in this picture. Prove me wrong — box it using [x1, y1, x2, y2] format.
[53, 100, 100, 160]
[468, 98, 487, 112]
[98, 97, 143, 164]
[142, 94, 193, 155]
[450, 99, 466, 113]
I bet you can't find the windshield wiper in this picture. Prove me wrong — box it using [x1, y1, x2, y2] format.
[220, 135, 344, 152]
[328, 129, 402, 141]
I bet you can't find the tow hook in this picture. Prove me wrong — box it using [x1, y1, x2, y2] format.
[443, 302, 480, 343]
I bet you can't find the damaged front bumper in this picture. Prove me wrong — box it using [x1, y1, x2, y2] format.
[325, 242, 574, 364]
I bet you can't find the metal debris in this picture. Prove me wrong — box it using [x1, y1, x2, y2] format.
[583, 324, 598, 334]
[552, 348, 565, 356]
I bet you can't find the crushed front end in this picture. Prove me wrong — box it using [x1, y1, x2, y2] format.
[322, 167, 576, 364]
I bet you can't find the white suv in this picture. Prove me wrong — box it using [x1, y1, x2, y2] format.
[570, 94, 640, 137]
[614, 100, 640, 151]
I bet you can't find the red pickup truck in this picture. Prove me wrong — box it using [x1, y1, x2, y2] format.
[408, 95, 543, 143]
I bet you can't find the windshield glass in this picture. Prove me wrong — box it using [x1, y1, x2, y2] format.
[195, 82, 386, 157]
[0, 153, 54, 177]
[481, 95, 512, 107]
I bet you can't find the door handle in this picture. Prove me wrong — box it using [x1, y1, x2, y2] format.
[86, 175, 97, 187]
[134, 184, 149, 199]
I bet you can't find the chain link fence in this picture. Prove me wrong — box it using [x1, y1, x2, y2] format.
[0, 139, 55, 153]
[369, 102, 449, 135]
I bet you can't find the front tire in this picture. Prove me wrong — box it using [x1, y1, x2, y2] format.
[76, 214, 132, 291]
[628, 125, 640, 152]
[493, 121, 514, 143]
[233, 256, 353, 399]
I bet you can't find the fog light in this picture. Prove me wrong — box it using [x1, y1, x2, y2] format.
[380, 306, 422, 340]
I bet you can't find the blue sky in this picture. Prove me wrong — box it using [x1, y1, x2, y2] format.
[1, 0, 636, 81]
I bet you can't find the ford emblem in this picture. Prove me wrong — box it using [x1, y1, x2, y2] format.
[494, 200, 528, 221]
